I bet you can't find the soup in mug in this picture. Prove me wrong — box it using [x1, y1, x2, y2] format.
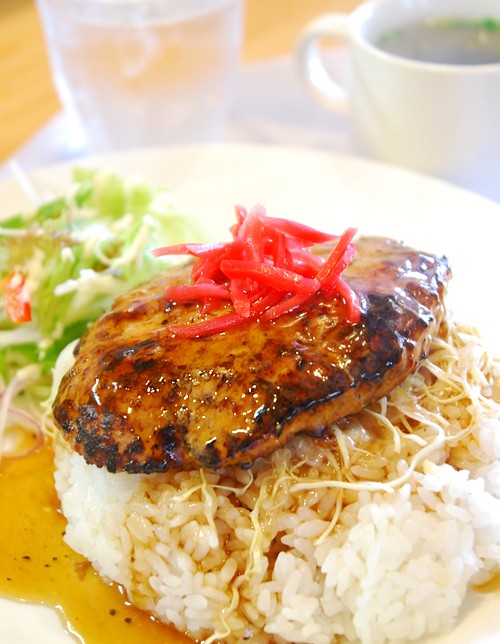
[377, 18, 500, 65]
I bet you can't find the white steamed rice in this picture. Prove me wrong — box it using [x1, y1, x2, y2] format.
[52, 315, 500, 644]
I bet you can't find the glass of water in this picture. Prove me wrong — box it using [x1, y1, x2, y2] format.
[35, 0, 244, 153]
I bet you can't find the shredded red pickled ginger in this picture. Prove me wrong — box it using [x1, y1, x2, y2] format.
[152, 205, 361, 338]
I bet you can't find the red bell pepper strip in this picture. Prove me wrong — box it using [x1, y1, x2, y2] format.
[164, 283, 231, 302]
[1, 271, 32, 324]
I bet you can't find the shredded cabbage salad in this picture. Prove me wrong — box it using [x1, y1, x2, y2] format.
[0, 167, 203, 455]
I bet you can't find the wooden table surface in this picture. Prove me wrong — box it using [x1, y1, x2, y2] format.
[0, 0, 360, 165]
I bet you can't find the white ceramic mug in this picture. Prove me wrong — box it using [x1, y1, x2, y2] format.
[297, 0, 500, 197]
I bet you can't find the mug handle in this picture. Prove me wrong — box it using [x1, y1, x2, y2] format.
[296, 13, 350, 113]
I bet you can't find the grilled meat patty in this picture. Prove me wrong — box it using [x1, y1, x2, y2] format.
[53, 237, 450, 473]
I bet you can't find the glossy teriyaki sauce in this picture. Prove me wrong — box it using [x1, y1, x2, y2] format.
[0, 443, 192, 643]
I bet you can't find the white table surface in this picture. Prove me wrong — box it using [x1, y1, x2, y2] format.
[2, 51, 499, 204]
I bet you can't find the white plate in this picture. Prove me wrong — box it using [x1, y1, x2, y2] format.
[1, 143, 499, 643]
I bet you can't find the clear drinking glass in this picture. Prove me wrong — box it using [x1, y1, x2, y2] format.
[36, 0, 244, 153]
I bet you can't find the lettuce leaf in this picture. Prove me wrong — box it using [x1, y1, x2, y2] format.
[0, 167, 203, 390]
